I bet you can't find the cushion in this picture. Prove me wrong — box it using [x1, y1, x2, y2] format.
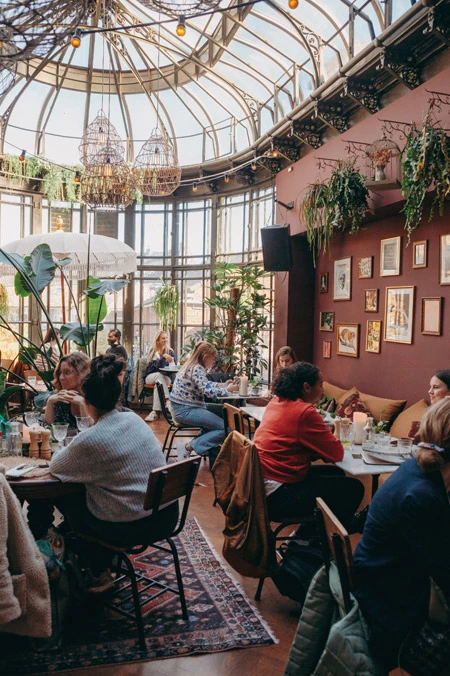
[358, 390, 406, 424]
[323, 382, 357, 405]
[336, 391, 370, 421]
[389, 399, 429, 440]
[317, 394, 336, 413]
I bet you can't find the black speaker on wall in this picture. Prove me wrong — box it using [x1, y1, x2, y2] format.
[261, 225, 293, 272]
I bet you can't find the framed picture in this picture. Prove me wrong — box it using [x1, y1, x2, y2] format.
[319, 311, 334, 332]
[413, 240, 427, 269]
[336, 323, 359, 358]
[380, 236, 401, 276]
[323, 341, 331, 359]
[384, 286, 415, 344]
[440, 235, 450, 285]
[333, 257, 352, 301]
[366, 320, 382, 353]
[319, 272, 329, 294]
[364, 289, 378, 313]
[421, 297, 442, 335]
[358, 257, 373, 279]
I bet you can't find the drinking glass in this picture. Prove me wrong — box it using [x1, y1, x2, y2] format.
[340, 421, 353, 447]
[52, 424, 69, 452]
[397, 438, 413, 454]
[24, 411, 40, 428]
[76, 416, 91, 433]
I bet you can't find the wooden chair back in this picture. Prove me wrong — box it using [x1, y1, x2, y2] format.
[315, 497, 354, 612]
[222, 403, 242, 437]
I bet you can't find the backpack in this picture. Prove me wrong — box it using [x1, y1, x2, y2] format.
[271, 540, 323, 603]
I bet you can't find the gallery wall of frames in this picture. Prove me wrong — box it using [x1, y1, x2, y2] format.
[311, 209, 450, 405]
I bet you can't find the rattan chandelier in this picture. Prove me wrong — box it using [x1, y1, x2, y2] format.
[81, 144, 135, 211]
[133, 127, 181, 197]
[138, 0, 220, 19]
[0, 0, 89, 63]
[79, 109, 125, 169]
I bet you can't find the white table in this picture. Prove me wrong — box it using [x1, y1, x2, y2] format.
[336, 446, 398, 495]
[241, 404, 266, 422]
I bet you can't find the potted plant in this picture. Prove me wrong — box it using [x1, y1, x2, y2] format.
[152, 280, 179, 333]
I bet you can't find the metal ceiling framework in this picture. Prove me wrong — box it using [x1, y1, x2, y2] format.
[0, 0, 449, 196]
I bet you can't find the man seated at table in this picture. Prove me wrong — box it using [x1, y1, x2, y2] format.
[253, 361, 364, 531]
[49, 353, 177, 593]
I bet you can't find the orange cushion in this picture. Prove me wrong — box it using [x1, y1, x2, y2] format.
[358, 390, 406, 423]
[323, 382, 357, 405]
[336, 391, 370, 421]
[389, 399, 429, 439]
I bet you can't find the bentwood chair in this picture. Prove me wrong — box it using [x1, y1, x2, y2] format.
[75, 457, 201, 651]
[155, 382, 201, 460]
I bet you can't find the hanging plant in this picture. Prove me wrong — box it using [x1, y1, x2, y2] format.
[153, 280, 179, 332]
[401, 115, 450, 243]
[0, 154, 83, 203]
[301, 161, 369, 264]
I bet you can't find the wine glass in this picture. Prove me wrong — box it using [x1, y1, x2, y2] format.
[24, 411, 40, 428]
[52, 424, 69, 452]
[76, 416, 91, 433]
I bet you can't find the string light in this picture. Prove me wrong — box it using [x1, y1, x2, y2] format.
[19, 150, 26, 162]
[176, 16, 186, 36]
[192, 182, 198, 193]
[71, 29, 82, 48]
[251, 158, 257, 171]
[224, 174, 230, 183]
[288, 0, 299, 8]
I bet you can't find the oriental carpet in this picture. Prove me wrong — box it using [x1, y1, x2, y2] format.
[0, 519, 276, 675]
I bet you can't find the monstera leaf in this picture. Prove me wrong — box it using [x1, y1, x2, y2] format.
[60, 322, 103, 346]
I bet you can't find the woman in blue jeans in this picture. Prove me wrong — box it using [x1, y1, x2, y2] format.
[170, 342, 239, 459]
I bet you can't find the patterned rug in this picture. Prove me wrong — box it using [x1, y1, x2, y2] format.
[0, 519, 276, 674]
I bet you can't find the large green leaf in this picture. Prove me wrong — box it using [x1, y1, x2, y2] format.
[0, 384, 25, 419]
[60, 322, 102, 346]
[84, 276, 107, 325]
[0, 249, 29, 275]
[29, 243, 57, 293]
[84, 278, 129, 298]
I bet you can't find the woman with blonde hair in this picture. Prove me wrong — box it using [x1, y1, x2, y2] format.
[44, 351, 91, 428]
[352, 398, 450, 674]
[170, 341, 239, 460]
[274, 345, 298, 375]
[143, 331, 176, 422]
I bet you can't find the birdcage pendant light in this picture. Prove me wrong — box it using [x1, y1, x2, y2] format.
[79, 109, 125, 169]
[133, 127, 181, 197]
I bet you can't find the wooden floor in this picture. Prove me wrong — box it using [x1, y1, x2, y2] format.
[65, 416, 301, 676]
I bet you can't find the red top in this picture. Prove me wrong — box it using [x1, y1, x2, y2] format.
[253, 397, 344, 483]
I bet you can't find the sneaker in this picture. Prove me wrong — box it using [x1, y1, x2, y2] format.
[86, 568, 115, 594]
[145, 411, 158, 422]
[184, 442, 194, 459]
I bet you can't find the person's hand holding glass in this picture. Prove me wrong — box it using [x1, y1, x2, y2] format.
[76, 416, 91, 433]
[52, 423, 69, 452]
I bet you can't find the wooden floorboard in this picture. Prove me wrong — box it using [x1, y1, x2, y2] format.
[61, 415, 300, 676]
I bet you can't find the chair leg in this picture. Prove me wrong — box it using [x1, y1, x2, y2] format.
[166, 537, 188, 620]
[255, 577, 264, 601]
[119, 553, 147, 652]
[162, 427, 172, 458]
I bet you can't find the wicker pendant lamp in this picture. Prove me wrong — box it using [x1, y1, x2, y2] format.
[0, 28, 17, 95]
[133, 127, 181, 197]
[81, 144, 135, 211]
[79, 109, 125, 169]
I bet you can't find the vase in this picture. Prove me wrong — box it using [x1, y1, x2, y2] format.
[374, 164, 386, 181]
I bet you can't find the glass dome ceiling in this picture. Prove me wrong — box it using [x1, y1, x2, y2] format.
[0, 0, 412, 168]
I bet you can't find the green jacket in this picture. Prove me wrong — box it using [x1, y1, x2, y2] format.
[284, 564, 387, 676]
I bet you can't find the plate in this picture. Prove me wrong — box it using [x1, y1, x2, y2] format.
[362, 449, 411, 465]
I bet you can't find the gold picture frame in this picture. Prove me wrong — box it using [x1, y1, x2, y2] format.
[440, 234, 450, 285]
[421, 297, 442, 335]
[366, 320, 382, 353]
[358, 256, 373, 279]
[319, 311, 334, 332]
[319, 272, 329, 293]
[323, 340, 331, 359]
[412, 240, 427, 269]
[380, 236, 401, 277]
[333, 257, 352, 301]
[336, 323, 359, 358]
[364, 289, 378, 313]
[384, 286, 415, 344]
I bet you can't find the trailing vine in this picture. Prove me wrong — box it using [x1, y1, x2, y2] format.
[401, 114, 450, 243]
[153, 280, 179, 332]
[302, 161, 369, 264]
[0, 154, 83, 203]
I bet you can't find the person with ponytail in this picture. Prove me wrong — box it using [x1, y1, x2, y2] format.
[50, 354, 177, 591]
[352, 398, 450, 673]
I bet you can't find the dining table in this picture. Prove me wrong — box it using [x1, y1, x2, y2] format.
[3, 455, 84, 538]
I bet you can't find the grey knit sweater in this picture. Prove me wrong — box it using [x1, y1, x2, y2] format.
[49, 409, 166, 522]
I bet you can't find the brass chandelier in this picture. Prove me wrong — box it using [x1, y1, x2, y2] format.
[81, 144, 135, 211]
[133, 127, 181, 197]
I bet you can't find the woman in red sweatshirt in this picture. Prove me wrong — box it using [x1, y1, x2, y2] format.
[254, 361, 364, 529]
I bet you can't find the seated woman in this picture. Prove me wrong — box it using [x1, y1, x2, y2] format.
[170, 341, 239, 460]
[428, 368, 450, 404]
[274, 345, 298, 375]
[33, 327, 61, 372]
[44, 352, 91, 429]
[49, 354, 177, 588]
[352, 398, 450, 674]
[144, 331, 176, 423]
[253, 361, 364, 528]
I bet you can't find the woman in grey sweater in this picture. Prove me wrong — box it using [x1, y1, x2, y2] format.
[50, 354, 178, 587]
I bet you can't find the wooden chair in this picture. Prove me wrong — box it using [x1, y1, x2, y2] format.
[139, 383, 155, 412]
[315, 496, 354, 613]
[222, 402, 243, 437]
[74, 457, 201, 651]
[156, 382, 201, 460]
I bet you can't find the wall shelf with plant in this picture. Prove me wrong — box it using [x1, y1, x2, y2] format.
[302, 160, 369, 263]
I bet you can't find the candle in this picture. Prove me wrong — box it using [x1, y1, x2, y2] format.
[239, 374, 248, 396]
[353, 412, 368, 445]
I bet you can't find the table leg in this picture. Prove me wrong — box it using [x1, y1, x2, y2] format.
[27, 499, 55, 539]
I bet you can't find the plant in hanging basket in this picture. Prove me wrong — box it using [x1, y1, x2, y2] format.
[401, 113, 450, 243]
[302, 182, 331, 264]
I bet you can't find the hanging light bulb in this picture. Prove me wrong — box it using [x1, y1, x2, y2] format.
[288, 0, 299, 8]
[55, 214, 64, 230]
[102, 157, 113, 178]
[224, 174, 230, 184]
[74, 170, 81, 183]
[19, 149, 26, 162]
[176, 16, 186, 37]
[192, 182, 198, 193]
[71, 28, 82, 48]
[251, 158, 257, 171]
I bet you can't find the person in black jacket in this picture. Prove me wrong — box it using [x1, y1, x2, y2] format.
[352, 398, 450, 674]
[144, 331, 176, 422]
[106, 329, 128, 362]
